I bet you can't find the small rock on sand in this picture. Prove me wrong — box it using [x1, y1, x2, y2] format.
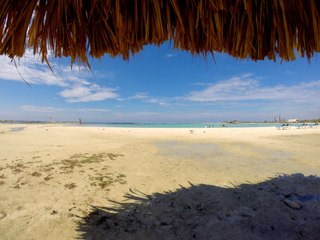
[284, 199, 302, 210]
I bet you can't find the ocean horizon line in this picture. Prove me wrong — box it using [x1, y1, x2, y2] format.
[1, 120, 318, 128]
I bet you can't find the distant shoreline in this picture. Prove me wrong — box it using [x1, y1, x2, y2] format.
[1, 121, 319, 129]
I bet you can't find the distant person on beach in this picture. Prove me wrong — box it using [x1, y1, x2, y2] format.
[79, 118, 82, 125]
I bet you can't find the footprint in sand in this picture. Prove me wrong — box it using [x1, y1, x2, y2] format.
[0, 210, 7, 220]
[65, 183, 77, 189]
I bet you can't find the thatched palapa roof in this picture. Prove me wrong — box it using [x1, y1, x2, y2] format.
[1, 0, 320, 65]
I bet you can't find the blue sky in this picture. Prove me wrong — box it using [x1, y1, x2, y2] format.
[0, 41, 320, 123]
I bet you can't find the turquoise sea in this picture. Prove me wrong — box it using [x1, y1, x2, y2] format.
[83, 122, 294, 128]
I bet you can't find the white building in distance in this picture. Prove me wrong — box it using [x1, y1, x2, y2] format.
[287, 119, 298, 123]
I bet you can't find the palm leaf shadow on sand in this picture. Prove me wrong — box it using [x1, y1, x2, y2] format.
[77, 174, 320, 240]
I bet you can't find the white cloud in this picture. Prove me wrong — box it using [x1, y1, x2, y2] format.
[128, 92, 149, 100]
[186, 74, 320, 104]
[21, 105, 109, 113]
[128, 92, 170, 106]
[21, 105, 63, 113]
[146, 98, 169, 106]
[76, 108, 109, 113]
[284, 70, 295, 75]
[164, 53, 177, 58]
[0, 52, 119, 102]
[59, 84, 118, 102]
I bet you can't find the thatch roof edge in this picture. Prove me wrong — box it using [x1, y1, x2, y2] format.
[1, 0, 320, 64]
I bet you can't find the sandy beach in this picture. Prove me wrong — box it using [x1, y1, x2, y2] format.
[0, 123, 320, 239]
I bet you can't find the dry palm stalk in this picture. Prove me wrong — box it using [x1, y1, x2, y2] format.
[0, 0, 319, 66]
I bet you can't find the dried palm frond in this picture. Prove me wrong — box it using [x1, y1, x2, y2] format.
[0, 0, 319, 65]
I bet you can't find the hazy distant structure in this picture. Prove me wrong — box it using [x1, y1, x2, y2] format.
[287, 119, 298, 123]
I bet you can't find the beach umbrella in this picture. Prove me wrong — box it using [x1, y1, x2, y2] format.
[0, 0, 320, 66]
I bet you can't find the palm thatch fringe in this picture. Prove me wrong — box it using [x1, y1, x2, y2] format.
[1, 0, 320, 65]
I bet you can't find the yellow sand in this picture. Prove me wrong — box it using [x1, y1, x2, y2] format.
[0, 124, 319, 239]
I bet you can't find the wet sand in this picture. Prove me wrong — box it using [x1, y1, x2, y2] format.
[0, 124, 319, 239]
